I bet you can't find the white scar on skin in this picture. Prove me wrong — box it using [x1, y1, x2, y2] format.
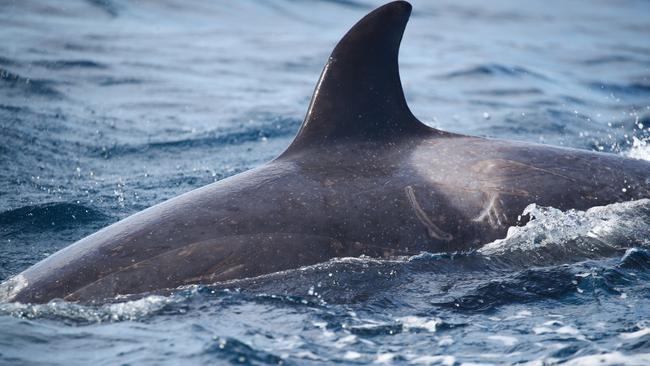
[0, 274, 28, 302]
[472, 191, 507, 227]
[404, 186, 453, 241]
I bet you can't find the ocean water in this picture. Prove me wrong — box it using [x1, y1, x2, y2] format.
[1, 0, 650, 365]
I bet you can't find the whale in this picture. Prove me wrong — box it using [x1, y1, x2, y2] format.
[2, 1, 649, 304]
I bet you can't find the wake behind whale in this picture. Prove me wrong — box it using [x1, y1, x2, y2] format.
[1, 1, 649, 304]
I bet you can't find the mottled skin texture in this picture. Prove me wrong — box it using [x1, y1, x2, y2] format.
[4, 1, 649, 303]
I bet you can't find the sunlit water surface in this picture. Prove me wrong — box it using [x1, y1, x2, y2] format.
[1, 0, 650, 365]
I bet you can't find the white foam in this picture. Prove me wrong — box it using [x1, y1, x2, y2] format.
[478, 199, 650, 258]
[410, 355, 456, 365]
[398, 316, 442, 333]
[532, 322, 585, 341]
[312, 321, 335, 338]
[487, 335, 518, 346]
[560, 352, 650, 366]
[104, 295, 176, 321]
[626, 136, 650, 161]
[375, 352, 396, 364]
[333, 334, 357, 348]
[619, 327, 650, 339]
[343, 351, 362, 360]
[293, 351, 324, 361]
[0, 292, 181, 323]
[504, 310, 532, 320]
[437, 336, 455, 346]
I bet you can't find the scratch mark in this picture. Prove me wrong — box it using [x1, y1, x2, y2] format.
[472, 191, 507, 227]
[475, 159, 576, 182]
[404, 186, 453, 242]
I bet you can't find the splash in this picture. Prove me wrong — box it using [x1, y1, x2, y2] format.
[479, 199, 650, 262]
[0, 291, 186, 324]
[626, 136, 650, 161]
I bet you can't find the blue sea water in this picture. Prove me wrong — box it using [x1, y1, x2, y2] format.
[1, 0, 650, 364]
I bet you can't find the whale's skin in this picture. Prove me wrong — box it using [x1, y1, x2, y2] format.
[3, 1, 649, 303]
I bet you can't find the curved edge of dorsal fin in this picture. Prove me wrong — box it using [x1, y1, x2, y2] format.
[279, 1, 434, 158]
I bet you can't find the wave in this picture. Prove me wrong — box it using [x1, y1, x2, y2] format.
[0, 57, 16, 66]
[0, 202, 108, 235]
[588, 81, 650, 96]
[619, 247, 650, 270]
[203, 336, 284, 365]
[440, 63, 550, 80]
[86, 0, 120, 17]
[478, 108, 600, 149]
[90, 116, 300, 158]
[0, 68, 64, 99]
[467, 87, 544, 96]
[560, 353, 650, 366]
[96, 76, 144, 86]
[581, 55, 647, 66]
[31, 59, 107, 70]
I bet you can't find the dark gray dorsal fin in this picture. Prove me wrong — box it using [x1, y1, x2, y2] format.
[281, 1, 431, 156]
